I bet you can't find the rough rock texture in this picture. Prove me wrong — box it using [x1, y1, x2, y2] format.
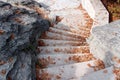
[0, 57, 16, 80]
[8, 52, 33, 80]
[35, 0, 81, 11]
[0, 0, 41, 8]
[88, 20, 120, 67]
[0, 1, 49, 80]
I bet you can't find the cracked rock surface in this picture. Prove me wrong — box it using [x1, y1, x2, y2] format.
[0, 1, 49, 80]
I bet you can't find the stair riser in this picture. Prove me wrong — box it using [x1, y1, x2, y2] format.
[81, 67, 115, 80]
[40, 32, 84, 41]
[36, 60, 105, 80]
[38, 46, 90, 54]
[37, 54, 94, 68]
[54, 25, 91, 32]
[53, 26, 91, 38]
[38, 39, 88, 46]
[49, 27, 90, 38]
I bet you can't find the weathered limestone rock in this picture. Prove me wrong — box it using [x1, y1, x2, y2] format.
[34, 0, 81, 11]
[88, 20, 120, 67]
[8, 52, 33, 80]
[0, 1, 49, 59]
[0, 0, 41, 8]
[0, 1, 49, 80]
[0, 57, 16, 80]
[1, 0, 51, 23]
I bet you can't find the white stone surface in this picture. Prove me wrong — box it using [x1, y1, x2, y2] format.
[43, 31, 83, 41]
[81, 66, 115, 80]
[39, 60, 99, 80]
[36, 0, 109, 28]
[54, 23, 90, 32]
[50, 9, 83, 17]
[35, 0, 81, 11]
[37, 53, 91, 67]
[35, 0, 112, 79]
[88, 20, 120, 67]
[38, 39, 87, 46]
[81, 0, 109, 27]
[59, 14, 87, 30]
[38, 46, 89, 54]
[49, 27, 89, 38]
[49, 0, 81, 11]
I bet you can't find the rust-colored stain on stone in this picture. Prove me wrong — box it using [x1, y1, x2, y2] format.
[13, 18, 22, 23]
[0, 69, 6, 76]
[113, 69, 120, 80]
[10, 33, 15, 40]
[0, 30, 5, 35]
[103, 69, 108, 73]
[0, 60, 6, 65]
[56, 75, 61, 79]
[15, 10, 22, 14]
[87, 60, 105, 71]
[56, 16, 63, 23]
[68, 54, 94, 62]
[36, 70, 52, 80]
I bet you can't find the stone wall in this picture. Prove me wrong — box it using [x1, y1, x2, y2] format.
[81, 0, 109, 27]
[88, 20, 120, 67]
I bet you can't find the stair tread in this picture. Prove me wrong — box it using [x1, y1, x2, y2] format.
[53, 23, 91, 34]
[36, 60, 105, 80]
[50, 27, 90, 34]
[81, 66, 115, 80]
[48, 27, 90, 38]
[37, 53, 94, 68]
[50, 8, 86, 17]
[38, 46, 90, 54]
[59, 14, 92, 29]
[40, 31, 84, 41]
[38, 39, 88, 46]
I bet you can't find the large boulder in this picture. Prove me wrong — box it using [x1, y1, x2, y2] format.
[0, 1, 49, 80]
[88, 20, 120, 67]
[8, 52, 33, 80]
[0, 1, 49, 59]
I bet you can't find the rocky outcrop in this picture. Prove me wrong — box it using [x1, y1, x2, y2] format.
[88, 20, 120, 67]
[0, 1, 49, 80]
[0, 0, 50, 19]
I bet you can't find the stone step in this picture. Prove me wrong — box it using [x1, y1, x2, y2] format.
[50, 8, 86, 17]
[36, 60, 105, 80]
[49, 0, 81, 11]
[54, 23, 91, 32]
[54, 22, 91, 33]
[59, 14, 92, 29]
[37, 53, 94, 68]
[38, 46, 90, 54]
[53, 24, 91, 38]
[49, 8, 87, 23]
[40, 31, 84, 41]
[81, 66, 116, 80]
[38, 39, 88, 46]
[50, 26, 90, 33]
[48, 27, 89, 39]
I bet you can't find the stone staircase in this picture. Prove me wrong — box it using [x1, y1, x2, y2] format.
[35, 0, 118, 80]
